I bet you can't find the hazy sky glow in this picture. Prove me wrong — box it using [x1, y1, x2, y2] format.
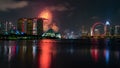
[0, 0, 120, 31]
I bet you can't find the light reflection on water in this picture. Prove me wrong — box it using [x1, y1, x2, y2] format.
[38, 39, 56, 68]
[90, 47, 99, 62]
[0, 39, 120, 68]
[104, 48, 110, 64]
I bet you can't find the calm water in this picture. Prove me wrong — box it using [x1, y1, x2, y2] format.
[0, 39, 120, 68]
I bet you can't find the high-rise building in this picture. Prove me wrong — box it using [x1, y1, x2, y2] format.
[105, 21, 110, 36]
[115, 25, 120, 36]
[0, 22, 4, 34]
[17, 18, 23, 32]
[110, 26, 115, 36]
[33, 18, 37, 35]
[27, 18, 33, 35]
[17, 18, 27, 33]
[37, 18, 43, 35]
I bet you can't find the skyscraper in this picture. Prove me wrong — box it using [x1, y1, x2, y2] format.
[27, 18, 33, 35]
[33, 18, 37, 35]
[17, 18, 26, 33]
[37, 18, 43, 35]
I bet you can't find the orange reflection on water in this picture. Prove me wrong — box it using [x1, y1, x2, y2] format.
[39, 39, 56, 68]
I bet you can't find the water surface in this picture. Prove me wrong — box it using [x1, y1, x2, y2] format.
[0, 39, 120, 68]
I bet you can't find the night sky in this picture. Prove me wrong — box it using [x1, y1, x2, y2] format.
[0, 0, 120, 32]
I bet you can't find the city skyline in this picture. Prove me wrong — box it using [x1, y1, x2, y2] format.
[0, 0, 120, 32]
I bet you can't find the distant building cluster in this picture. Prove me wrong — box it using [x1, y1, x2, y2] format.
[0, 18, 120, 39]
[63, 21, 120, 39]
[0, 18, 61, 39]
[89, 21, 120, 37]
[17, 18, 61, 38]
[0, 21, 15, 35]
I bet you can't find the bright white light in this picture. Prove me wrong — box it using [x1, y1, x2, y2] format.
[105, 21, 110, 25]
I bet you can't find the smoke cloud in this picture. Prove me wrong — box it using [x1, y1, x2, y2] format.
[0, 0, 28, 11]
[48, 3, 73, 12]
[49, 5, 68, 11]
